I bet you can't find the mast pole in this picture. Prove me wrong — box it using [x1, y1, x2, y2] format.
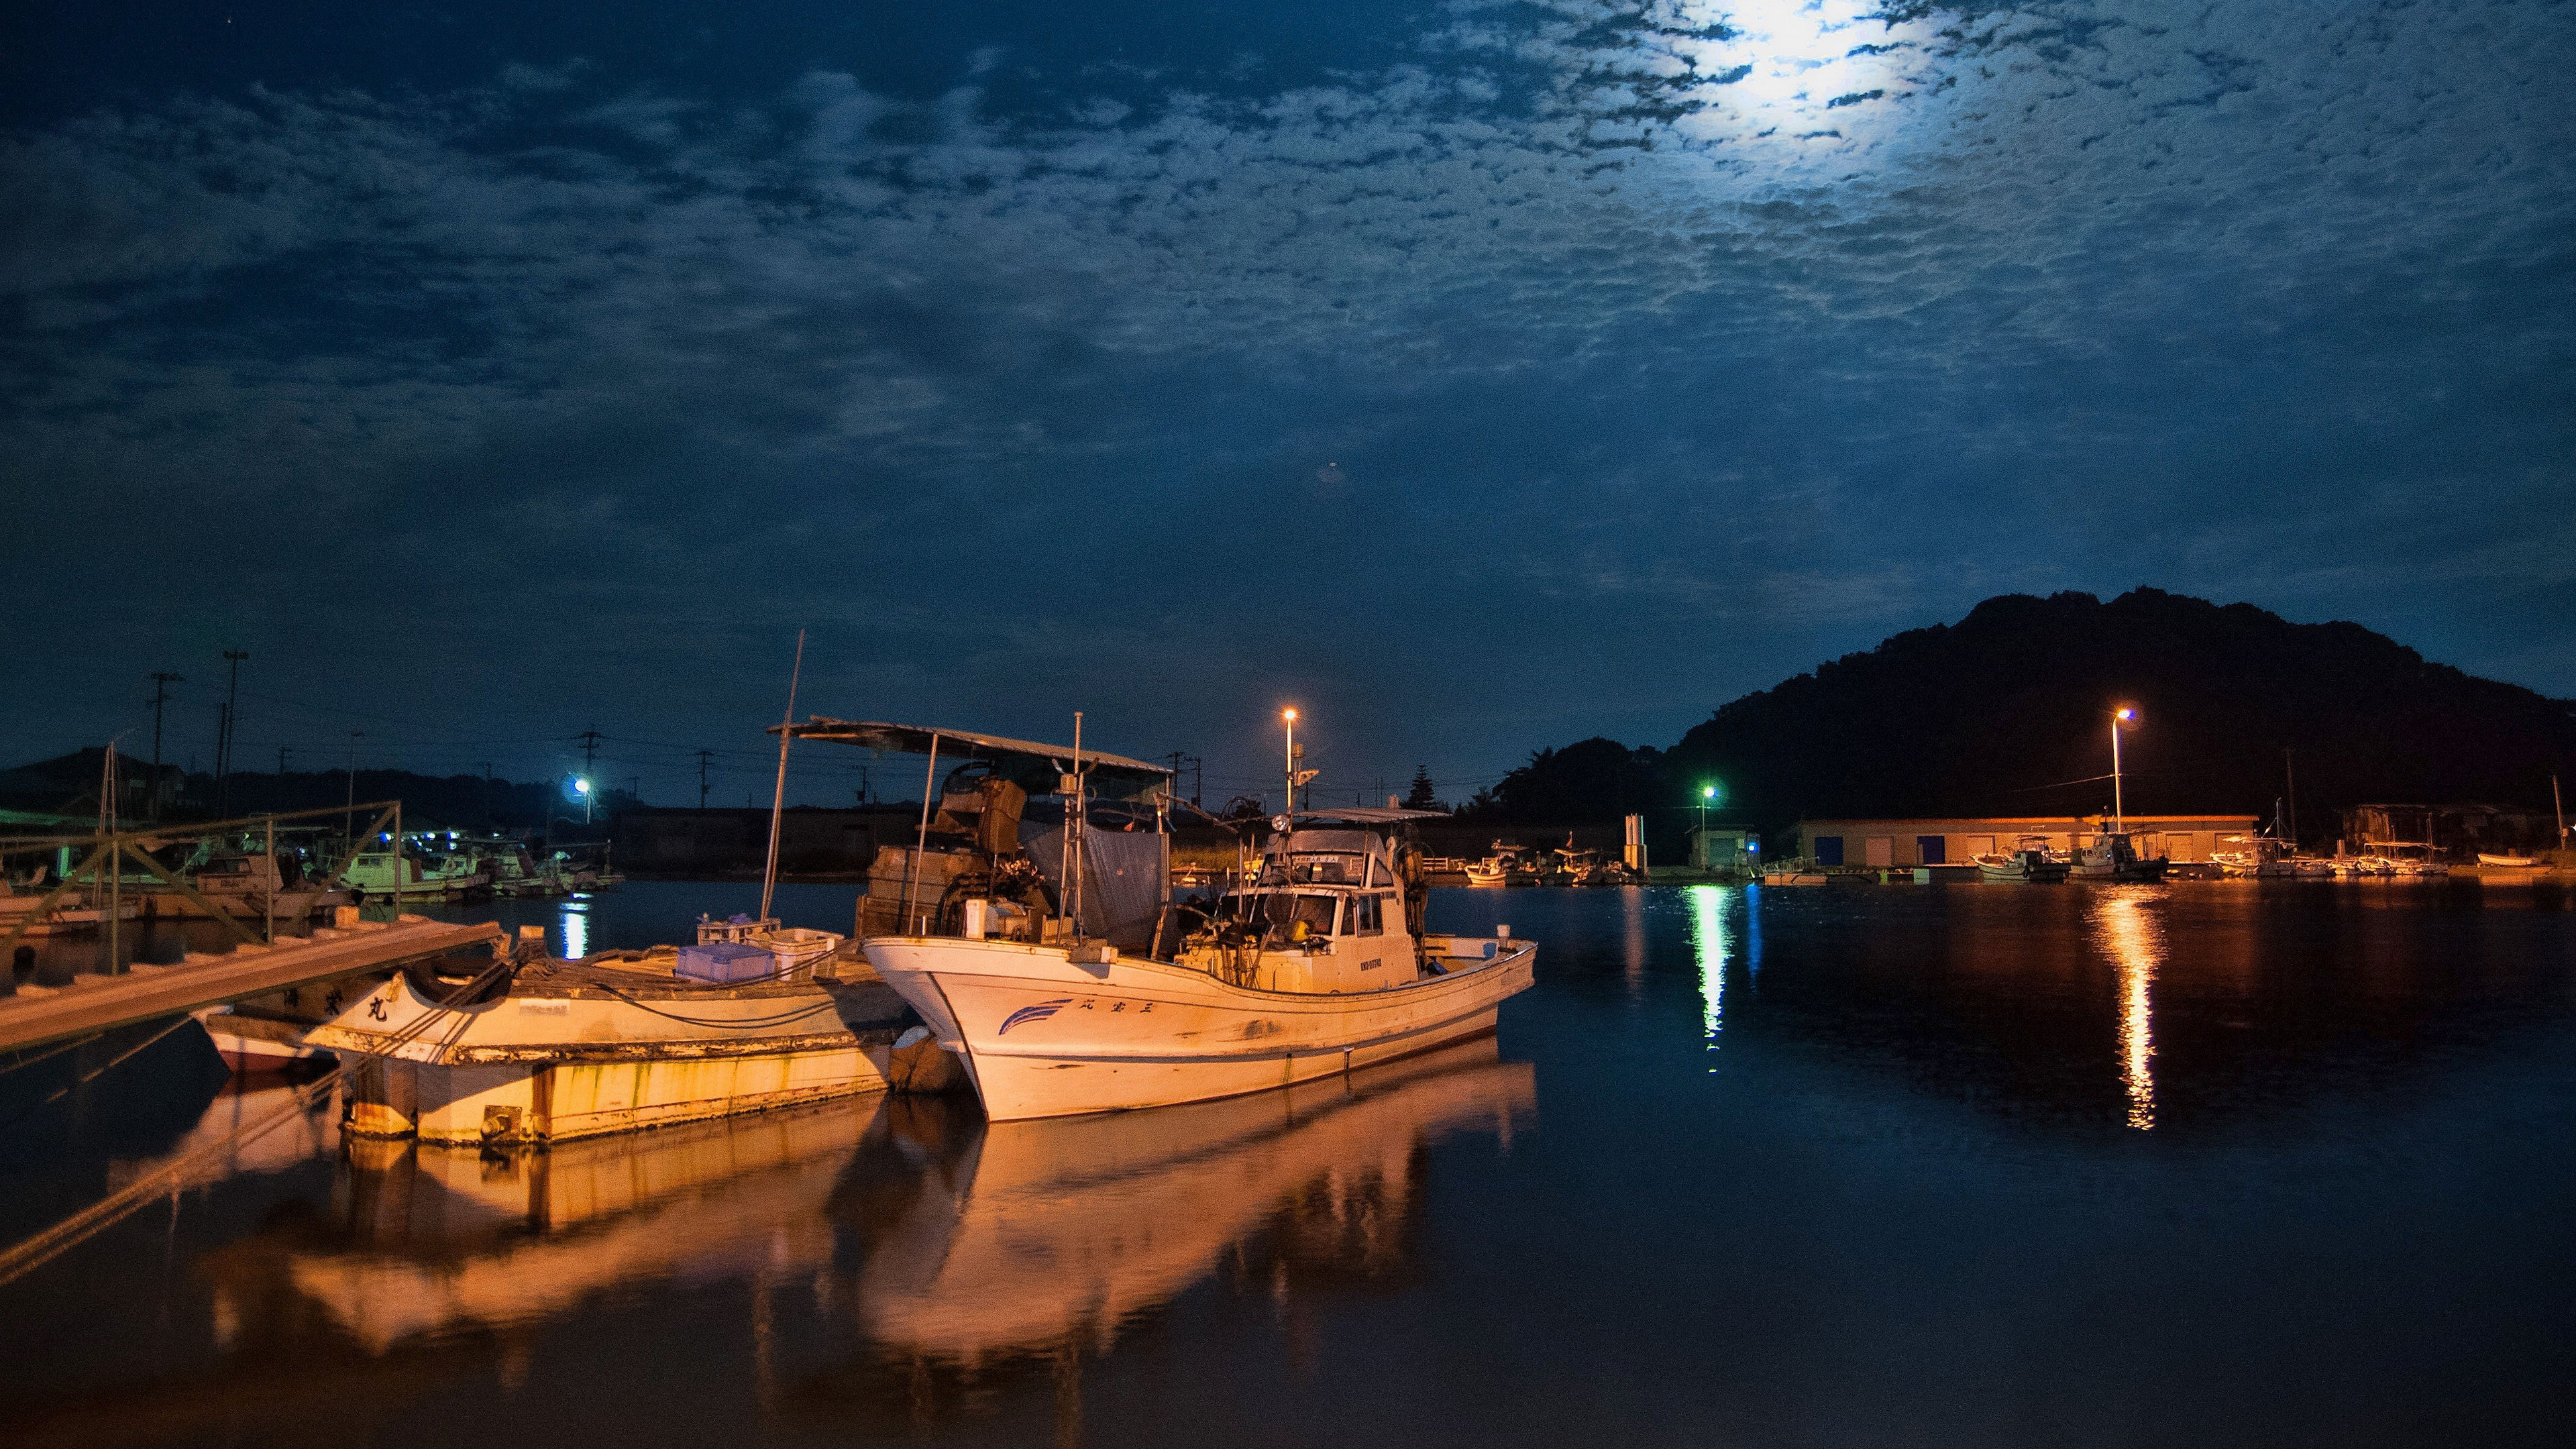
[759, 629, 806, 924]
[1071, 711, 1085, 939]
[2555, 773, 2566, 849]
[902, 734, 938, 934]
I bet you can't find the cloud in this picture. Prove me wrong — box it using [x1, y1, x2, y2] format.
[1, 2, 2571, 782]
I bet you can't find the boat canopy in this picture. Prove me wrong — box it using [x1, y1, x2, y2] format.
[1285, 807, 1448, 824]
[776, 718, 1173, 804]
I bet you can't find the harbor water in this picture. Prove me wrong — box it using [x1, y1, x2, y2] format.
[3, 880, 2573, 1445]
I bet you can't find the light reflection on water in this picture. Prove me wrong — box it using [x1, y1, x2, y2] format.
[559, 899, 589, 960]
[5, 881, 2576, 1446]
[2092, 890, 2165, 1131]
[1690, 883, 1728, 1042]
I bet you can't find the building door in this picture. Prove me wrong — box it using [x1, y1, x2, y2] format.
[1917, 836, 1945, 865]
[1813, 836, 1843, 866]
[1864, 837, 1894, 868]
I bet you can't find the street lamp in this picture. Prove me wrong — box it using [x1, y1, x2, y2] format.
[1281, 708, 1296, 814]
[575, 775, 594, 825]
[2110, 708, 2137, 832]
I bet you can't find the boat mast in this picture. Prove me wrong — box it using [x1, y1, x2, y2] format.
[758, 629, 805, 924]
[1070, 711, 1085, 938]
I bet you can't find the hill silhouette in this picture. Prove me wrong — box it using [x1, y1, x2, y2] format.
[1466, 589, 2575, 847]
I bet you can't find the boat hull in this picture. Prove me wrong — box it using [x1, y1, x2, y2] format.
[864, 934, 1536, 1122]
[309, 971, 908, 1146]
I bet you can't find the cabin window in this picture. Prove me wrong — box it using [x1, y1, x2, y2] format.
[1354, 894, 1387, 937]
[1236, 892, 1338, 936]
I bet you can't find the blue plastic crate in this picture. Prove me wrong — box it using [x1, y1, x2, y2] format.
[675, 941, 776, 983]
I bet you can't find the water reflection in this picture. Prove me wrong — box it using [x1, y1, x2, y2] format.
[2090, 890, 2165, 1132]
[559, 899, 590, 959]
[841, 1038, 1532, 1371]
[1623, 886, 1647, 1000]
[251, 1097, 871, 1354]
[1690, 885, 1728, 1044]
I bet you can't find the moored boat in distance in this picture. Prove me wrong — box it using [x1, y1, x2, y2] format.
[2068, 828, 2171, 883]
[2477, 852, 2544, 869]
[1974, 836, 2070, 883]
[336, 848, 492, 902]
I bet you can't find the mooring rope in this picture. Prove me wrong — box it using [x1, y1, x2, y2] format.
[0, 1067, 341, 1289]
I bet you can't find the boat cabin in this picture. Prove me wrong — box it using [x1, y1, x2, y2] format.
[1176, 810, 1439, 994]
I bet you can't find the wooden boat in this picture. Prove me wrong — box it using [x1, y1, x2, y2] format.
[1463, 855, 1509, 886]
[1973, 837, 2069, 883]
[865, 797, 1533, 1122]
[193, 971, 388, 1073]
[2477, 852, 2544, 869]
[309, 929, 920, 1145]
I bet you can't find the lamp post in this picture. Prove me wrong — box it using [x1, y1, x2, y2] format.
[2110, 708, 2136, 833]
[1281, 708, 1297, 814]
[576, 776, 594, 825]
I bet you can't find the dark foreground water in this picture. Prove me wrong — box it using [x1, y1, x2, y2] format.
[3, 880, 2573, 1446]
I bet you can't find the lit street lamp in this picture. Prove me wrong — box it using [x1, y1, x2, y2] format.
[575, 775, 594, 824]
[2110, 707, 2137, 832]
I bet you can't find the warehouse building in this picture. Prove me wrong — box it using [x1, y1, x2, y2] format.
[1793, 814, 2260, 869]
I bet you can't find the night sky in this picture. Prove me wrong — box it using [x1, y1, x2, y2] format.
[5, 3, 2570, 808]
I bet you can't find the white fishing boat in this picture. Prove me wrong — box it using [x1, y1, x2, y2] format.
[2068, 828, 2171, 883]
[870, 810, 1532, 1121]
[2477, 852, 2544, 870]
[335, 848, 491, 901]
[801, 715, 1530, 1122]
[1974, 836, 2070, 883]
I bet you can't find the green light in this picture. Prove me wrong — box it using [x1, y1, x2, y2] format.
[1701, 786, 1716, 799]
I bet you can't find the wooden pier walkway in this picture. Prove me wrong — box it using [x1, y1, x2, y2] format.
[0, 915, 504, 1055]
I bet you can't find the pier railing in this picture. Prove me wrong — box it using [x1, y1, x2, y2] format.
[0, 799, 409, 963]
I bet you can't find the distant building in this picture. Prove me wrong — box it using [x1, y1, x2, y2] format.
[1793, 815, 2259, 868]
[1688, 826, 1756, 871]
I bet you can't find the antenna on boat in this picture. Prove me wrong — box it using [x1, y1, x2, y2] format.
[1068, 710, 1085, 939]
[759, 629, 806, 924]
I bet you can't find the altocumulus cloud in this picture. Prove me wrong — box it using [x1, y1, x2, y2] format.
[1, 1, 2571, 786]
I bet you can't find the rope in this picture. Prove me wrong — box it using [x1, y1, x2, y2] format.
[591, 986, 841, 1032]
[0, 1068, 339, 1288]
[0, 1016, 199, 1138]
[0, 1030, 107, 1081]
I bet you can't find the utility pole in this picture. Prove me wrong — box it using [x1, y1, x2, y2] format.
[278, 745, 290, 775]
[698, 749, 714, 809]
[478, 761, 494, 824]
[575, 729, 603, 784]
[217, 649, 248, 816]
[146, 672, 182, 821]
[345, 731, 364, 837]
[1192, 755, 1203, 808]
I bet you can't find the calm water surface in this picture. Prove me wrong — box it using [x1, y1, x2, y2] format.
[3, 880, 2573, 1446]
